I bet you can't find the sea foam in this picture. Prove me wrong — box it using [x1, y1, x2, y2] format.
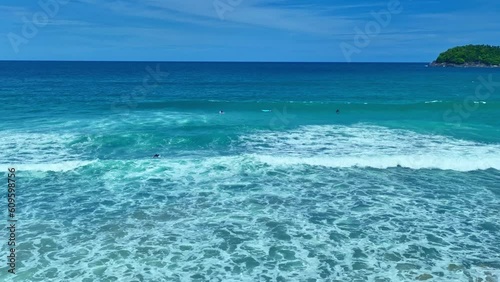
[238, 124, 500, 171]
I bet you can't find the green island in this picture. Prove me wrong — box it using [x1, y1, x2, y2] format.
[430, 44, 500, 67]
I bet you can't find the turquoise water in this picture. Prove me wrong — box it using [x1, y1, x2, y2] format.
[1, 62, 499, 281]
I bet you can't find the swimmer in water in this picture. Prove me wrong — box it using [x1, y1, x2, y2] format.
[153, 154, 160, 158]
[336, 109, 340, 114]
[219, 110, 224, 114]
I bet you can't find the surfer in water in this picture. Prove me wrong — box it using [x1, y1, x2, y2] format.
[336, 109, 340, 114]
[219, 110, 224, 114]
[153, 154, 160, 158]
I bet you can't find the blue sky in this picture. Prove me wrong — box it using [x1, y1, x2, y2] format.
[1, 0, 499, 62]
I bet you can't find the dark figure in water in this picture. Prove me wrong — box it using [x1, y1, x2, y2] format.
[219, 110, 225, 114]
[336, 109, 340, 114]
[153, 154, 160, 158]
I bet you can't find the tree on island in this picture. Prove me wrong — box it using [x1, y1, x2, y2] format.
[434, 45, 500, 66]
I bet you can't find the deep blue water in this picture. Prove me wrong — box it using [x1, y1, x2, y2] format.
[1, 62, 499, 281]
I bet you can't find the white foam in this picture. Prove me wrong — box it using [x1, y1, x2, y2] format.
[239, 124, 500, 171]
[0, 132, 83, 164]
[1, 160, 96, 172]
[3, 124, 499, 173]
[253, 154, 500, 171]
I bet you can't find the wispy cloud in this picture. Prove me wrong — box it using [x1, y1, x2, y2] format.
[89, 0, 357, 35]
[0, 5, 29, 17]
[45, 19, 92, 26]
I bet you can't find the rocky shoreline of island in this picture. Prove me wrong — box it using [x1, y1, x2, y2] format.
[429, 45, 500, 68]
[429, 61, 500, 68]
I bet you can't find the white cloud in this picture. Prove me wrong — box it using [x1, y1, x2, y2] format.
[45, 19, 92, 26]
[91, 0, 358, 36]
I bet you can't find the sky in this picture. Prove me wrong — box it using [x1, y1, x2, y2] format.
[1, 0, 499, 62]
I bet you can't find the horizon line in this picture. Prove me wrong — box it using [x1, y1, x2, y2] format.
[0, 60, 430, 64]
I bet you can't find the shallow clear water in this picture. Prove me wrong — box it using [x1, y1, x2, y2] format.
[1, 62, 499, 281]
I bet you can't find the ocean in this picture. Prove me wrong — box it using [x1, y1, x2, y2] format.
[1, 62, 499, 281]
